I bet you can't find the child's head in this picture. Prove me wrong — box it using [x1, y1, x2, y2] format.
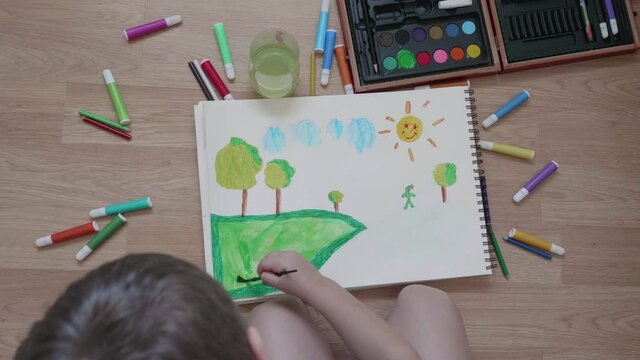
[16, 254, 263, 360]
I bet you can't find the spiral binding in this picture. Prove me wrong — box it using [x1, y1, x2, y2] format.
[465, 89, 496, 272]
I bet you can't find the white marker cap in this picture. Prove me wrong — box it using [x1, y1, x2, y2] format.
[482, 114, 499, 128]
[102, 69, 115, 84]
[165, 15, 182, 27]
[610, 19, 619, 36]
[224, 63, 236, 80]
[478, 140, 493, 150]
[76, 245, 93, 261]
[35, 235, 53, 247]
[438, 0, 473, 9]
[513, 187, 529, 203]
[224, 94, 234, 100]
[320, 69, 330, 86]
[550, 243, 565, 256]
[599, 23, 609, 39]
[90, 207, 107, 218]
[344, 84, 354, 94]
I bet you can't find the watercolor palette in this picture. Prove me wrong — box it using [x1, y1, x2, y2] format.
[340, 0, 499, 91]
[337, 0, 639, 92]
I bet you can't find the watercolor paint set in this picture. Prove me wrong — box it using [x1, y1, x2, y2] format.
[337, 0, 639, 92]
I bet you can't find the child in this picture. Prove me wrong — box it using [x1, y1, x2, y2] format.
[16, 252, 471, 359]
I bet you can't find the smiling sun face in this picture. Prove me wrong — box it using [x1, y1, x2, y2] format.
[378, 100, 444, 162]
[397, 115, 423, 143]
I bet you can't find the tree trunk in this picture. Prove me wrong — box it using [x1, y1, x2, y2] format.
[334, 202, 339, 213]
[241, 189, 248, 216]
[441, 187, 447, 203]
[275, 188, 281, 215]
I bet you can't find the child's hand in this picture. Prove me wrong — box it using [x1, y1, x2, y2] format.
[257, 251, 328, 302]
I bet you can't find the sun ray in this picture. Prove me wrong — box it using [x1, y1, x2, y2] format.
[405, 101, 411, 114]
[432, 117, 445, 126]
[394, 142, 399, 150]
[427, 138, 437, 148]
[378, 130, 391, 134]
[385, 116, 396, 122]
[422, 100, 430, 108]
[408, 148, 415, 162]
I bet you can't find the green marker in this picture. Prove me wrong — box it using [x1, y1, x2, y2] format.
[214, 23, 235, 80]
[90, 196, 152, 218]
[79, 109, 130, 132]
[488, 227, 509, 278]
[76, 214, 127, 261]
[103, 69, 130, 125]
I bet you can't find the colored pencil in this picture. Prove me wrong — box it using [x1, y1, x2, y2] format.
[310, 52, 316, 96]
[82, 117, 132, 140]
[488, 228, 509, 278]
[188, 61, 214, 100]
[504, 237, 552, 260]
[237, 269, 298, 283]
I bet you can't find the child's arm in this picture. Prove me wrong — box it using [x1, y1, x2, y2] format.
[258, 251, 420, 360]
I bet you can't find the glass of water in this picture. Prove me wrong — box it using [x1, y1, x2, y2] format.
[249, 30, 300, 98]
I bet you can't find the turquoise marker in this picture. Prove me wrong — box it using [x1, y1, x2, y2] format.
[314, 0, 330, 53]
[103, 69, 131, 125]
[90, 197, 152, 218]
[482, 90, 530, 128]
[76, 214, 127, 261]
[214, 23, 235, 80]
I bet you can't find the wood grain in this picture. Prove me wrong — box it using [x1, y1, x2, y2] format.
[1, 0, 640, 358]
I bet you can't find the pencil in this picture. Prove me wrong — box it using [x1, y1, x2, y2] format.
[188, 61, 214, 100]
[504, 237, 552, 260]
[236, 269, 298, 283]
[488, 228, 509, 278]
[310, 52, 316, 96]
[82, 117, 132, 140]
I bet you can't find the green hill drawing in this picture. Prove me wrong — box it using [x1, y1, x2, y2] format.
[211, 209, 366, 299]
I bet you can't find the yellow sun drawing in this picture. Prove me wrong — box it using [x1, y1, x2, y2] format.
[378, 100, 444, 162]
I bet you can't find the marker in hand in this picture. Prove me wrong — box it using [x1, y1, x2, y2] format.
[237, 269, 298, 283]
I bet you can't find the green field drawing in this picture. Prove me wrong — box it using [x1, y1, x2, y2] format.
[211, 209, 366, 299]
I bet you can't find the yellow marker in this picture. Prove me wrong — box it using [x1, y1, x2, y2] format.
[509, 228, 565, 255]
[479, 141, 534, 160]
[310, 52, 316, 96]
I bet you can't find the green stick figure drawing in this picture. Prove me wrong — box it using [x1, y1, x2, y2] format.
[402, 184, 416, 210]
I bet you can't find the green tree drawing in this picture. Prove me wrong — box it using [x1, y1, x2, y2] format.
[264, 159, 296, 215]
[215, 137, 263, 216]
[433, 162, 457, 203]
[328, 190, 344, 213]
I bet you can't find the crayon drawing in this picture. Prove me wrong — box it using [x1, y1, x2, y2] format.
[379, 100, 444, 162]
[433, 162, 457, 203]
[213, 138, 366, 298]
[196, 87, 493, 302]
[263, 127, 286, 153]
[290, 120, 321, 147]
[327, 119, 344, 140]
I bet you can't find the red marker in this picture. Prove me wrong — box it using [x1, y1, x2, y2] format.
[82, 117, 132, 140]
[36, 221, 100, 247]
[200, 59, 234, 100]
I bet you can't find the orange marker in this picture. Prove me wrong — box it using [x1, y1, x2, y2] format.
[334, 44, 354, 94]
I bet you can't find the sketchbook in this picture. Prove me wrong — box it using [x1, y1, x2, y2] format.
[194, 85, 494, 302]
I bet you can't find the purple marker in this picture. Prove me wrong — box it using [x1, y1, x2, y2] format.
[124, 15, 182, 41]
[603, 0, 619, 36]
[513, 161, 559, 203]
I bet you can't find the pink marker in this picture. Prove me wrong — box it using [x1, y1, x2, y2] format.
[513, 161, 559, 203]
[124, 15, 182, 41]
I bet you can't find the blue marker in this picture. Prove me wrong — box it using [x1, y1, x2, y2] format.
[320, 29, 337, 86]
[482, 90, 530, 128]
[504, 237, 552, 260]
[314, 0, 331, 53]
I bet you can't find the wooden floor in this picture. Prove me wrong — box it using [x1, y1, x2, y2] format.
[2, 0, 640, 358]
